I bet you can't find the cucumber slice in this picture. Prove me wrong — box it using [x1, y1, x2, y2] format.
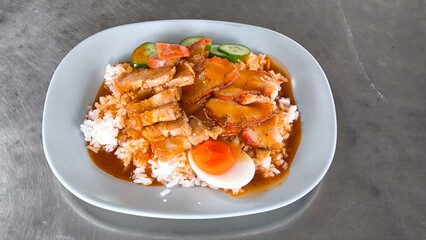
[224, 54, 242, 63]
[179, 36, 205, 46]
[218, 44, 251, 57]
[209, 44, 241, 63]
[130, 42, 157, 68]
[209, 44, 228, 58]
[204, 43, 212, 51]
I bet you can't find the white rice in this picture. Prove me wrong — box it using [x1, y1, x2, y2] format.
[278, 97, 299, 124]
[80, 67, 129, 153]
[104, 63, 132, 92]
[132, 166, 153, 185]
[148, 154, 208, 188]
[160, 188, 171, 197]
[80, 111, 122, 152]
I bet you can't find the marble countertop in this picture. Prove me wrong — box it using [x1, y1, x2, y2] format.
[1, 0, 425, 239]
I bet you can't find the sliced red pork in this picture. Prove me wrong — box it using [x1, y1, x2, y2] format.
[214, 70, 281, 104]
[241, 115, 284, 150]
[181, 57, 239, 104]
[204, 98, 274, 134]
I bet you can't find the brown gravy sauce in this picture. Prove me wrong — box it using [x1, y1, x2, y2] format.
[87, 58, 302, 196]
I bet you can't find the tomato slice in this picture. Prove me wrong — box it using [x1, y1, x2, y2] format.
[188, 38, 212, 56]
[156, 43, 190, 60]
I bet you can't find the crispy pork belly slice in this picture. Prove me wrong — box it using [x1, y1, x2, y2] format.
[204, 98, 274, 129]
[142, 116, 191, 142]
[168, 61, 195, 87]
[150, 136, 192, 162]
[128, 61, 195, 99]
[114, 67, 176, 93]
[188, 116, 223, 145]
[151, 61, 195, 93]
[131, 88, 155, 101]
[139, 102, 182, 126]
[242, 115, 284, 150]
[126, 87, 181, 115]
[214, 70, 282, 103]
[126, 115, 143, 132]
[181, 57, 239, 104]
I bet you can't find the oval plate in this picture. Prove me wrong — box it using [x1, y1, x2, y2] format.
[43, 20, 337, 219]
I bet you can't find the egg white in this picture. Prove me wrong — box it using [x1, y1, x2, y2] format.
[188, 145, 255, 189]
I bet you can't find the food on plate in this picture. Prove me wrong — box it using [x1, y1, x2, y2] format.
[209, 44, 251, 63]
[80, 36, 301, 195]
[188, 140, 255, 189]
[181, 56, 239, 104]
[130, 42, 157, 68]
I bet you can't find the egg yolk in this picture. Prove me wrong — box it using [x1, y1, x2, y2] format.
[191, 140, 237, 175]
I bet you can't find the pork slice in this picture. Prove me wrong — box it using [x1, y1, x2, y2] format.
[188, 116, 223, 145]
[142, 116, 191, 142]
[130, 88, 155, 101]
[179, 94, 211, 116]
[168, 61, 195, 87]
[114, 67, 176, 93]
[204, 98, 274, 128]
[181, 57, 239, 104]
[235, 94, 272, 105]
[126, 87, 181, 115]
[149, 61, 195, 94]
[214, 70, 281, 103]
[241, 115, 284, 150]
[139, 102, 182, 126]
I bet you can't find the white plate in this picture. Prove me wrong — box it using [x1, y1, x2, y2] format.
[43, 20, 337, 219]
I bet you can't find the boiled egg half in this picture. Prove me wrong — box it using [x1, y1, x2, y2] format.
[188, 140, 255, 189]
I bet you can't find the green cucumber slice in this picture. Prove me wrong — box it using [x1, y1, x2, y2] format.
[209, 44, 228, 58]
[179, 36, 205, 46]
[130, 42, 157, 68]
[204, 43, 212, 51]
[224, 55, 242, 63]
[218, 44, 251, 57]
[209, 44, 241, 63]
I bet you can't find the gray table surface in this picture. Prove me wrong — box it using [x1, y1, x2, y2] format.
[1, 0, 425, 239]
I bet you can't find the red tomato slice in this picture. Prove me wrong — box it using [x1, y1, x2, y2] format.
[188, 38, 212, 56]
[156, 43, 190, 60]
